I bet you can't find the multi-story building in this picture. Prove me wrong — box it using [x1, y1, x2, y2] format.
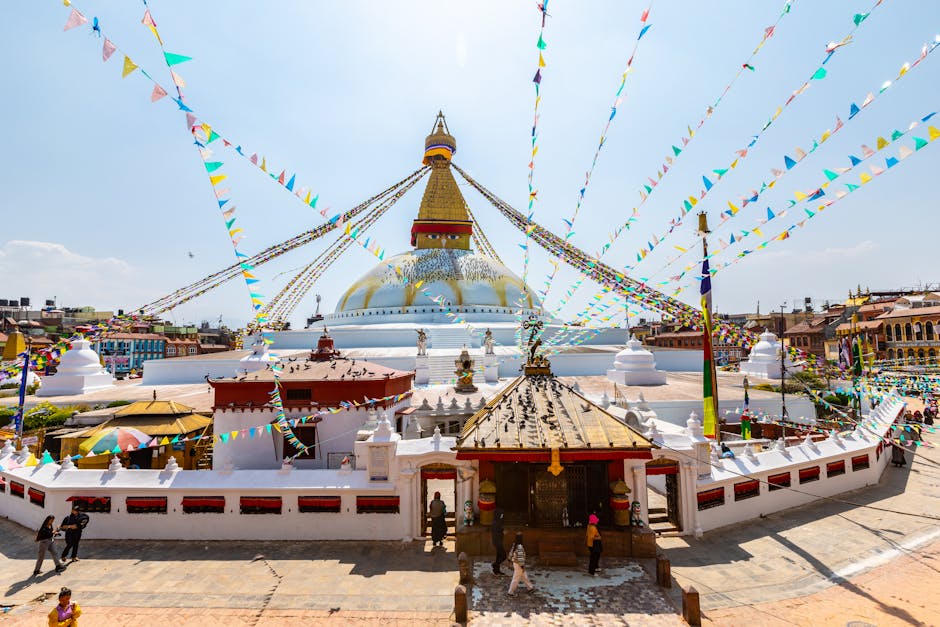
[92, 332, 168, 375]
[876, 293, 940, 365]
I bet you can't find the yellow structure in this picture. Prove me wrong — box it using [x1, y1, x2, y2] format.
[410, 112, 473, 249]
[1, 329, 27, 361]
[60, 399, 211, 470]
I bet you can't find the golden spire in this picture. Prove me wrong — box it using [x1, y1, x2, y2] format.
[411, 112, 473, 250]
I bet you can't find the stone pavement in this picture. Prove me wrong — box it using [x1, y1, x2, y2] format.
[659, 428, 940, 619]
[0, 520, 457, 625]
[703, 534, 940, 626]
[469, 559, 683, 626]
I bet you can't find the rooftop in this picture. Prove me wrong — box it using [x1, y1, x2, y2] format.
[210, 357, 411, 383]
[876, 304, 940, 320]
[457, 375, 653, 451]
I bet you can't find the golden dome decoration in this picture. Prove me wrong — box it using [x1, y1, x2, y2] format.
[423, 111, 457, 165]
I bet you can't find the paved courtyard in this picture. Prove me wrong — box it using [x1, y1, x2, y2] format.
[660, 428, 940, 624]
[0, 523, 458, 625]
[470, 559, 683, 626]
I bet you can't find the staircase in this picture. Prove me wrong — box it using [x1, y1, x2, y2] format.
[538, 540, 578, 566]
[428, 326, 472, 349]
[427, 354, 485, 385]
[193, 423, 215, 470]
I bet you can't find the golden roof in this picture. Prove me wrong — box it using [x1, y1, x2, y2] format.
[457, 375, 654, 451]
[81, 413, 211, 437]
[415, 162, 471, 223]
[114, 399, 196, 416]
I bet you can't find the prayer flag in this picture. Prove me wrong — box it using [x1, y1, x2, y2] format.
[122, 56, 138, 78]
[700, 252, 719, 439]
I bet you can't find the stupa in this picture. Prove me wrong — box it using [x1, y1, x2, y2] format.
[37, 337, 115, 396]
[606, 334, 667, 386]
[739, 329, 800, 380]
[325, 113, 540, 327]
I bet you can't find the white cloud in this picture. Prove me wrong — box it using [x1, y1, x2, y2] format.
[0, 240, 149, 309]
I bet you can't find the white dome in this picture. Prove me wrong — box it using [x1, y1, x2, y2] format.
[334, 248, 538, 313]
[748, 330, 782, 364]
[55, 338, 109, 375]
[608, 335, 666, 386]
[613, 336, 658, 372]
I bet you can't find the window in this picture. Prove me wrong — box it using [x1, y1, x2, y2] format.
[887, 349, 895, 361]
[167, 346, 176, 356]
[240, 496, 282, 514]
[126, 496, 167, 514]
[182, 496, 225, 514]
[10, 481, 24, 498]
[67, 496, 111, 513]
[356, 495, 400, 514]
[894, 324, 901, 342]
[285, 388, 312, 401]
[798, 466, 820, 483]
[767, 472, 791, 491]
[298, 496, 341, 513]
[28, 487, 46, 507]
[927, 322, 935, 340]
[188, 346, 197, 355]
[826, 460, 846, 478]
[696, 487, 725, 511]
[733, 480, 760, 501]
[905, 323, 913, 341]
[886, 325, 893, 341]
[851, 454, 870, 471]
[915, 322, 924, 341]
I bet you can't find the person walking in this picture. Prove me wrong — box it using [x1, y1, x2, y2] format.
[586, 513, 603, 576]
[507, 532, 535, 595]
[491, 507, 506, 575]
[48, 587, 81, 627]
[34, 515, 65, 576]
[429, 491, 447, 547]
[60, 505, 90, 562]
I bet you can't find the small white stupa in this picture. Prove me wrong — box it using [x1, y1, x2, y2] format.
[37, 337, 115, 396]
[607, 335, 667, 386]
[739, 329, 800, 380]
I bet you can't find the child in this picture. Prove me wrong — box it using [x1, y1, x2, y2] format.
[507, 532, 535, 595]
[48, 587, 81, 627]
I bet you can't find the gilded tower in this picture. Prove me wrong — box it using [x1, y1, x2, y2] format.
[410, 112, 474, 249]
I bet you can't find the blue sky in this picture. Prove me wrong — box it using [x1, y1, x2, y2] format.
[1, 1, 938, 328]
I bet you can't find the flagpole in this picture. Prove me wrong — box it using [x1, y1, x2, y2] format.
[698, 211, 720, 442]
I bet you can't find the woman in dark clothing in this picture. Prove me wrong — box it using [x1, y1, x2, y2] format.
[34, 515, 65, 576]
[429, 491, 447, 546]
[491, 507, 506, 575]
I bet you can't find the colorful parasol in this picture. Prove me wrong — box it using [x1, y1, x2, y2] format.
[78, 427, 150, 456]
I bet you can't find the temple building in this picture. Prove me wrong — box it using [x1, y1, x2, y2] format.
[454, 356, 659, 559]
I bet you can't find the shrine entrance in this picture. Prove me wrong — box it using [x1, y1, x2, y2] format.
[421, 464, 457, 539]
[494, 461, 609, 527]
[646, 459, 681, 533]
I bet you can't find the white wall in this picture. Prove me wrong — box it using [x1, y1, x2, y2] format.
[692, 397, 903, 534]
[0, 437, 469, 541]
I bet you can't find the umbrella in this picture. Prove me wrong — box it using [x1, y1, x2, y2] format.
[79, 427, 150, 456]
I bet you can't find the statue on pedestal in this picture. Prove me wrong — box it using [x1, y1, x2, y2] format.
[416, 329, 428, 356]
[454, 347, 478, 393]
[483, 328, 495, 355]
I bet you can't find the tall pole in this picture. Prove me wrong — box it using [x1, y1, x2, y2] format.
[698, 212, 720, 442]
[14, 340, 31, 446]
[779, 303, 788, 425]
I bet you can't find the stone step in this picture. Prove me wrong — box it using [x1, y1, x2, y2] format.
[538, 551, 578, 567]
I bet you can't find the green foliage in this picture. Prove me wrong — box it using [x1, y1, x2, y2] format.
[105, 400, 132, 408]
[792, 370, 825, 389]
[21, 402, 91, 431]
